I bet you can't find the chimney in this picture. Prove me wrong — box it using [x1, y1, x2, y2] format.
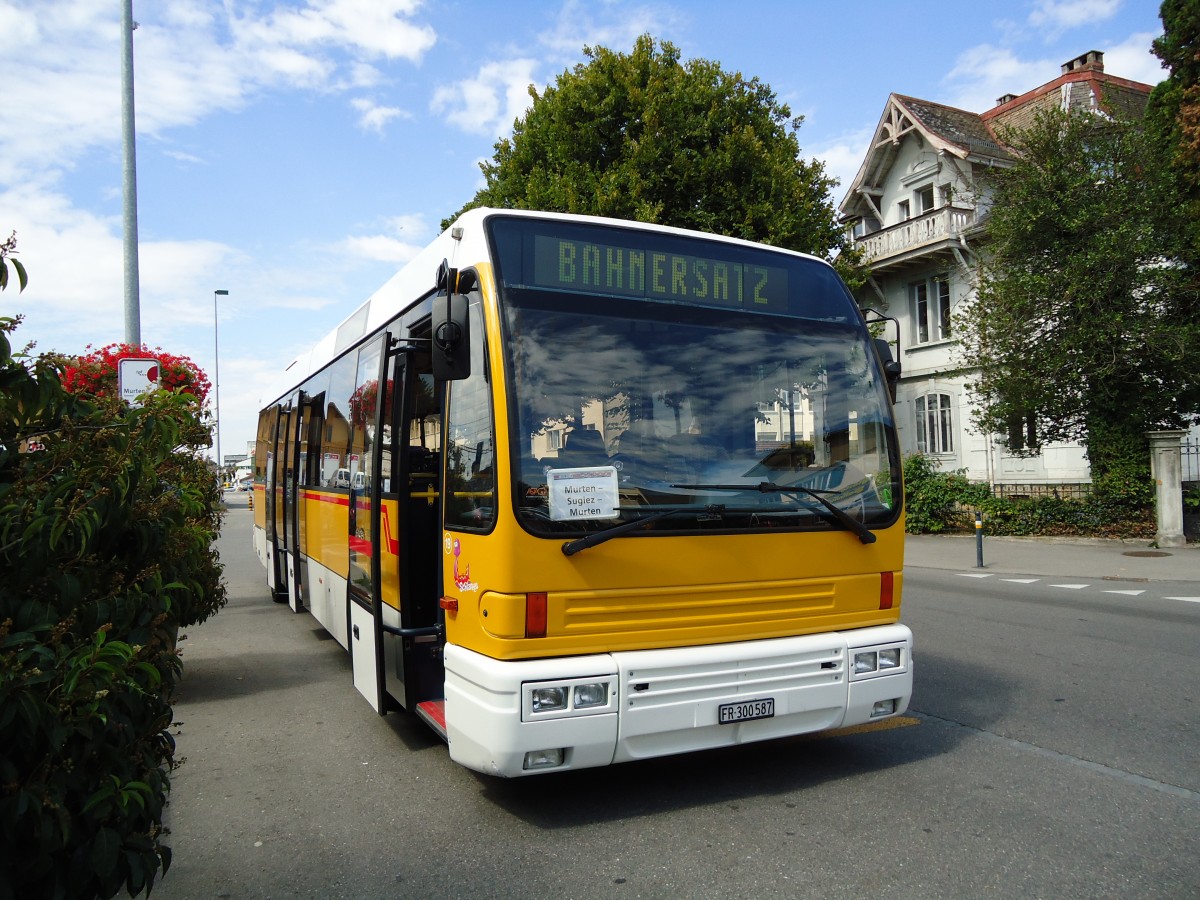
[995, 93, 1017, 107]
[1061, 50, 1104, 75]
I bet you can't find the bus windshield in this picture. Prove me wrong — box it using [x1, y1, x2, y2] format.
[489, 216, 901, 539]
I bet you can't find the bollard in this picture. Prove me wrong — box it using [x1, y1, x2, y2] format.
[975, 511, 984, 568]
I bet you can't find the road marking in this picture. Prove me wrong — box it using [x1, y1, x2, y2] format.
[946, 573, 1198, 605]
[828, 716, 921, 737]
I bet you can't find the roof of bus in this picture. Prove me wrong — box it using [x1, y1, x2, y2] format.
[258, 207, 834, 407]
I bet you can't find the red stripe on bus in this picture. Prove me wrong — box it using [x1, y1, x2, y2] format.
[300, 490, 351, 505]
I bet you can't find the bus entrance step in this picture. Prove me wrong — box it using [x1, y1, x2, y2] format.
[415, 700, 448, 743]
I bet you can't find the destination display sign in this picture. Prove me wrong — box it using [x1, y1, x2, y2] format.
[548, 466, 620, 521]
[529, 234, 789, 313]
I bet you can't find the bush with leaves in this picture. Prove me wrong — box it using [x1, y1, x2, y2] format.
[902, 454, 1154, 538]
[0, 313, 226, 898]
[901, 454, 989, 534]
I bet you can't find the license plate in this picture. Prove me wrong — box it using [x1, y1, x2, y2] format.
[718, 697, 775, 724]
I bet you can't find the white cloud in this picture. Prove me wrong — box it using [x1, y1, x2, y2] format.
[341, 234, 425, 262]
[352, 97, 408, 133]
[811, 127, 877, 207]
[341, 214, 431, 263]
[0, 180, 233, 355]
[163, 149, 207, 166]
[1102, 31, 1166, 86]
[246, 0, 435, 61]
[942, 30, 1165, 115]
[431, 59, 538, 136]
[0, 1, 437, 185]
[348, 61, 385, 89]
[1029, 0, 1121, 33]
[538, 0, 677, 56]
[943, 45, 1057, 112]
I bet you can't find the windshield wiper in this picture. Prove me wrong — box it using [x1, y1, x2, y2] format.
[672, 481, 876, 544]
[561, 504, 726, 556]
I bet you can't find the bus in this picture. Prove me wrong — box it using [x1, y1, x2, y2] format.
[252, 208, 912, 777]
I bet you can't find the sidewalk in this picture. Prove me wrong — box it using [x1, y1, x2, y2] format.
[905, 533, 1199, 583]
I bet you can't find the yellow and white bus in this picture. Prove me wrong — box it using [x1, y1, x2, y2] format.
[252, 209, 912, 776]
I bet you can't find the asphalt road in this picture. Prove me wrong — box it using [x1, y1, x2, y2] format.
[155, 505, 1200, 899]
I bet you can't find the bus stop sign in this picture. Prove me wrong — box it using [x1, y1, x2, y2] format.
[118, 357, 160, 407]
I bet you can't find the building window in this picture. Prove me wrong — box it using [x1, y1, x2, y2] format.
[911, 277, 951, 344]
[897, 199, 910, 221]
[917, 184, 935, 214]
[915, 393, 954, 454]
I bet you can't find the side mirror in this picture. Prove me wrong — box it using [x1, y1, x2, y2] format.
[432, 292, 471, 381]
[874, 337, 901, 403]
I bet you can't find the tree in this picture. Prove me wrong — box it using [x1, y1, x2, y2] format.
[445, 35, 862, 287]
[957, 107, 1200, 499]
[1148, 0, 1200, 255]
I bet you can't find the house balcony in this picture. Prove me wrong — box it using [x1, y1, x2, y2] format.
[856, 205, 977, 271]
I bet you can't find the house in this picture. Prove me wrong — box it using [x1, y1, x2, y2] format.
[838, 51, 1155, 492]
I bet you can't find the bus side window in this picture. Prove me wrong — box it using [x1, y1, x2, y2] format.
[445, 298, 496, 530]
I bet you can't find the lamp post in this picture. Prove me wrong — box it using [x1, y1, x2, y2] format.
[121, 0, 141, 345]
[214, 289, 228, 483]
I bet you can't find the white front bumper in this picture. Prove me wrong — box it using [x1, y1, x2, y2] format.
[444, 624, 913, 777]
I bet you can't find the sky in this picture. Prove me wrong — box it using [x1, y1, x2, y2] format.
[0, 0, 1166, 464]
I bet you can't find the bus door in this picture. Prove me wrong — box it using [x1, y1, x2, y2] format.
[296, 390, 324, 612]
[347, 334, 392, 713]
[263, 402, 286, 603]
[288, 391, 309, 613]
[271, 394, 303, 611]
[384, 327, 444, 723]
[262, 404, 279, 595]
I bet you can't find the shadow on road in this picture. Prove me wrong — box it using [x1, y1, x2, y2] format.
[473, 648, 1015, 828]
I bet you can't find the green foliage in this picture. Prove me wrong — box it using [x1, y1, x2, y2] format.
[902, 454, 1154, 538]
[444, 35, 864, 289]
[1084, 419, 1155, 514]
[1148, 0, 1200, 256]
[0, 311, 226, 898]
[901, 453, 989, 534]
[0, 232, 28, 293]
[958, 106, 1200, 476]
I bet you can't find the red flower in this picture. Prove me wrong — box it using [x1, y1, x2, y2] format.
[61, 342, 211, 406]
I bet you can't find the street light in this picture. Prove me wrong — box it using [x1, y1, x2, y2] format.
[214, 289, 228, 483]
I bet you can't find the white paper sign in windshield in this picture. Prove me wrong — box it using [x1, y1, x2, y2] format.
[548, 466, 620, 521]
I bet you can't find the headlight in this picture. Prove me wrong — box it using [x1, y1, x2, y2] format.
[573, 682, 609, 709]
[871, 699, 897, 717]
[531, 686, 568, 712]
[851, 645, 906, 680]
[523, 748, 565, 770]
[854, 651, 878, 675]
[523, 676, 616, 720]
